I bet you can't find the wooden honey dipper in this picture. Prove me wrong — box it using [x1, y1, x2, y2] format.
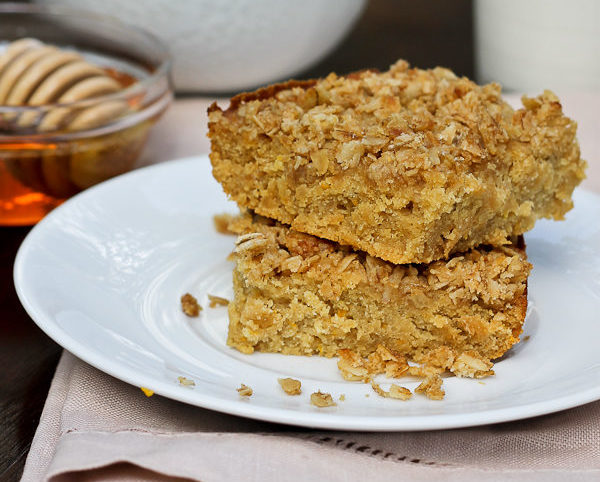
[0, 38, 128, 132]
[0, 38, 145, 200]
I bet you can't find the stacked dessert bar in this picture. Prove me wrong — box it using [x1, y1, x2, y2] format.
[208, 60, 585, 374]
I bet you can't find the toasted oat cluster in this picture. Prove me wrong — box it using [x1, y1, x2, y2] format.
[278, 377, 302, 395]
[181, 293, 201, 317]
[415, 375, 445, 401]
[338, 339, 496, 400]
[208, 294, 230, 308]
[208, 61, 585, 264]
[371, 382, 413, 401]
[237, 384, 253, 397]
[310, 391, 336, 407]
[226, 213, 531, 365]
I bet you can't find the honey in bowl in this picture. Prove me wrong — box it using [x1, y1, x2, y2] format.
[0, 38, 170, 225]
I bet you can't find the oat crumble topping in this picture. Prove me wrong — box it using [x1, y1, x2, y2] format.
[415, 375, 445, 400]
[450, 352, 494, 378]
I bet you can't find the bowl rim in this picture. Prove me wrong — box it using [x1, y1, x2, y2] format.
[0, 2, 172, 113]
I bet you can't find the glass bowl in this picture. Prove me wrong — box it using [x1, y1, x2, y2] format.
[0, 3, 173, 225]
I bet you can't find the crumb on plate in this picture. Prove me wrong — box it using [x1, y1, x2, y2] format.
[181, 293, 201, 317]
[310, 391, 336, 407]
[278, 377, 302, 395]
[371, 381, 412, 400]
[208, 294, 230, 308]
[237, 383, 253, 397]
[415, 375, 445, 400]
[178, 376, 195, 387]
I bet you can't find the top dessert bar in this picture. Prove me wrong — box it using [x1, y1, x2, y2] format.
[208, 60, 586, 264]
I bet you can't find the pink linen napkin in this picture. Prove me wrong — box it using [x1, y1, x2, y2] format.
[21, 351, 600, 481]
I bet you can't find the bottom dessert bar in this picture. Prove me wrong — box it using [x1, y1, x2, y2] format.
[226, 213, 531, 368]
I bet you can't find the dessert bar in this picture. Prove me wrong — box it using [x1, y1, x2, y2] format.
[226, 213, 531, 366]
[209, 61, 585, 264]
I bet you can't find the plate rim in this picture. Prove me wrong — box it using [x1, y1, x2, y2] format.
[13, 156, 600, 431]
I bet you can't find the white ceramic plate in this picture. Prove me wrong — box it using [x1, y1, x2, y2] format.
[14, 156, 600, 431]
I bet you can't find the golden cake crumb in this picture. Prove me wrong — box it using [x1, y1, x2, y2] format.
[237, 383, 253, 397]
[371, 381, 412, 400]
[181, 293, 201, 317]
[177, 376, 195, 387]
[450, 352, 494, 378]
[415, 375, 445, 400]
[311, 391, 336, 407]
[225, 213, 530, 365]
[140, 387, 154, 397]
[278, 377, 302, 395]
[339, 394, 346, 401]
[208, 294, 230, 308]
[213, 213, 235, 234]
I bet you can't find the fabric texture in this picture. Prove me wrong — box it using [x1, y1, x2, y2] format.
[22, 351, 600, 481]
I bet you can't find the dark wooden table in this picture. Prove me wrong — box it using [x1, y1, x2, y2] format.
[0, 1, 473, 479]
